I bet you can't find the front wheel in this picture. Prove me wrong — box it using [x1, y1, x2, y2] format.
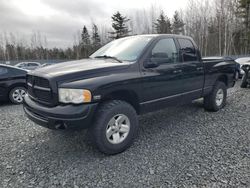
[204, 82, 227, 112]
[9, 87, 26, 104]
[89, 100, 138, 155]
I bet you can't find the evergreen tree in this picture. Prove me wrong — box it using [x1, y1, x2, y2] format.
[109, 11, 130, 39]
[81, 26, 91, 58]
[92, 24, 101, 49]
[154, 12, 172, 34]
[172, 11, 185, 35]
[81, 26, 90, 46]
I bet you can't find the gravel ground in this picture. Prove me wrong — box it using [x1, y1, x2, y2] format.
[0, 82, 249, 188]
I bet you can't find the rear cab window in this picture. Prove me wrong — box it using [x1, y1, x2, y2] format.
[178, 38, 198, 62]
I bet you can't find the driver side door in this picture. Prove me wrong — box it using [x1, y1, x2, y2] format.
[140, 37, 184, 112]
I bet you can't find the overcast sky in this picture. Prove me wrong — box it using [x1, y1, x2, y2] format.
[0, 0, 188, 48]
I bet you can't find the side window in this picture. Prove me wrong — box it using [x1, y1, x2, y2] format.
[0, 67, 8, 75]
[150, 38, 178, 64]
[11, 69, 22, 75]
[28, 63, 35, 66]
[31, 63, 39, 66]
[178, 39, 197, 62]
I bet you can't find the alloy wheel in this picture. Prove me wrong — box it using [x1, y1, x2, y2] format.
[106, 114, 130, 144]
[12, 89, 26, 103]
[215, 89, 224, 106]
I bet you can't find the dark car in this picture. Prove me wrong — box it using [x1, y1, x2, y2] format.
[235, 57, 250, 79]
[23, 34, 236, 154]
[0, 64, 27, 104]
[240, 62, 250, 88]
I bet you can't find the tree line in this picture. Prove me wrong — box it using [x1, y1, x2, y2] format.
[0, 0, 249, 61]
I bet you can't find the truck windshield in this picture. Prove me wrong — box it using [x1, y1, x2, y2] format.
[90, 36, 153, 62]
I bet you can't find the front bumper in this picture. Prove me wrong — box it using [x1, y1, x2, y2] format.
[23, 95, 98, 130]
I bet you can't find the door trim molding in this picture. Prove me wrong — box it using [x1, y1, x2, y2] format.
[140, 88, 203, 105]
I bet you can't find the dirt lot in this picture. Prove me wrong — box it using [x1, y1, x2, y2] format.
[0, 82, 249, 188]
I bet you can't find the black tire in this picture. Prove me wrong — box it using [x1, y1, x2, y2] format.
[89, 100, 138, 155]
[240, 74, 248, 88]
[9, 86, 26, 104]
[204, 82, 227, 112]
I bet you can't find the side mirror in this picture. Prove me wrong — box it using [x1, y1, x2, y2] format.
[144, 58, 159, 68]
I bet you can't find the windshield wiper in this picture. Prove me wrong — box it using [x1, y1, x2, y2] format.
[94, 55, 122, 63]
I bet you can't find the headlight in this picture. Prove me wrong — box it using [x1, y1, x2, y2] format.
[58, 88, 92, 104]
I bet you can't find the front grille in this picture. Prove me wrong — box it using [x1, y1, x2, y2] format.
[27, 75, 54, 105]
[34, 77, 50, 88]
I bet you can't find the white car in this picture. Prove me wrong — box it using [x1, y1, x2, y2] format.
[235, 57, 250, 77]
[15, 62, 41, 70]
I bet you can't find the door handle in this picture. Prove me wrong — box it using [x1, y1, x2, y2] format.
[173, 70, 182, 74]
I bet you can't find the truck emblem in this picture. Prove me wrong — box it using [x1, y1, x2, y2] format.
[93, 95, 101, 100]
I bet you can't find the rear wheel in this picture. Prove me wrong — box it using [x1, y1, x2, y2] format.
[89, 100, 138, 155]
[9, 87, 26, 104]
[204, 82, 227, 112]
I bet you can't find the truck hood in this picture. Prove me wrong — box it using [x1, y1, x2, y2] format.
[30, 58, 131, 79]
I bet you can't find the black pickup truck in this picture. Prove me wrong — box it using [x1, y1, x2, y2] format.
[24, 34, 236, 154]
